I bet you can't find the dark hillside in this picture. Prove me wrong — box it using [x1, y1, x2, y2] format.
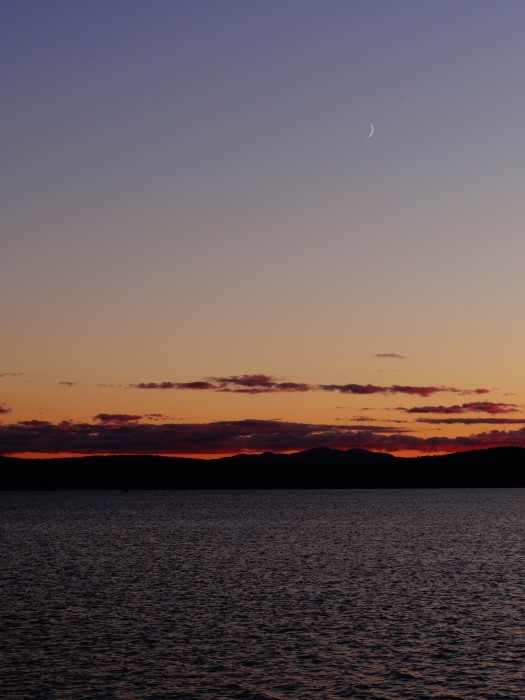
[1, 446, 524, 489]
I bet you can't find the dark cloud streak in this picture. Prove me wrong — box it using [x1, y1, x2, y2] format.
[2, 418, 525, 456]
[417, 417, 525, 425]
[374, 353, 406, 359]
[407, 402, 519, 415]
[94, 413, 143, 423]
[131, 374, 488, 398]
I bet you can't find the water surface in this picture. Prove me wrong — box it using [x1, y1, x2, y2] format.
[1, 488, 525, 699]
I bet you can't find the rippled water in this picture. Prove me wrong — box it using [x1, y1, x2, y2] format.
[2, 488, 525, 699]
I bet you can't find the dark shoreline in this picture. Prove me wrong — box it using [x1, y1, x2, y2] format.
[1, 446, 525, 489]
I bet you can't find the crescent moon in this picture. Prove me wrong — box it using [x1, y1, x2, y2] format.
[366, 123, 374, 139]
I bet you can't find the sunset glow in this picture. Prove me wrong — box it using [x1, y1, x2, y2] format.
[3, 2, 525, 459]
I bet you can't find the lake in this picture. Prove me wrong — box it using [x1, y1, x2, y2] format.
[1, 489, 525, 699]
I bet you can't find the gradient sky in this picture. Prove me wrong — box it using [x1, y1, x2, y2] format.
[3, 0, 525, 457]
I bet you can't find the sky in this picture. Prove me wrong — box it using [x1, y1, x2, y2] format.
[2, 0, 525, 457]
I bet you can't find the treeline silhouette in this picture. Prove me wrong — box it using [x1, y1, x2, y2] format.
[1, 446, 525, 489]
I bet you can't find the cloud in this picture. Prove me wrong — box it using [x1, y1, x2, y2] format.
[132, 380, 218, 391]
[0, 403, 11, 415]
[0, 372, 23, 378]
[407, 401, 519, 415]
[3, 417, 525, 456]
[94, 413, 143, 423]
[131, 374, 310, 394]
[319, 384, 488, 398]
[347, 416, 409, 424]
[417, 418, 525, 425]
[132, 382, 180, 390]
[390, 385, 445, 397]
[59, 381, 77, 387]
[129, 374, 490, 398]
[93, 413, 171, 423]
[219, 383, 311, 395]
[374, 353, 406, 359]
[212, 374, 274, 388]
[176, 381, 217, 390]
[320, 383, 384, 395]
[333, 422, 412, 431]
[208, 375, 310, 394]
[346, 415, 381, 422]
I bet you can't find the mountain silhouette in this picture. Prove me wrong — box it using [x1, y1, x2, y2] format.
[1, 446, 524, 489]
